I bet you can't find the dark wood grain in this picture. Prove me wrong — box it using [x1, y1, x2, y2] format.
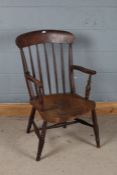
[60, 43, 65, 93]
[35, 44, 44, 91]
[16, 30, 74, 48]
[43, 44, 52, 94]
[71, 65, 96, 75]
[16, 29, 100, 161]
[85, 75, 92, 100]
[51, 43, 59, 93]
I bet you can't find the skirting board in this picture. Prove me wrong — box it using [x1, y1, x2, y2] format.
[0, 102, 117, 117]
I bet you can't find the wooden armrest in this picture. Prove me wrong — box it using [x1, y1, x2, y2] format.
[71, 65, 96, 75]
[25, 74, 42, 88]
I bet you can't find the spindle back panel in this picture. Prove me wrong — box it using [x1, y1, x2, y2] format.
[16, 30, 74, 97]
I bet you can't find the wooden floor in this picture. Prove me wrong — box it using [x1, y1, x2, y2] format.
[0, 102, 117, 117]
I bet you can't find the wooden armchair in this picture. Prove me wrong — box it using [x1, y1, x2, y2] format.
[16, 30, 100, 161]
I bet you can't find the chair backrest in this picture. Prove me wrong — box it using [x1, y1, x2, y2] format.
[16, 30, 74, 98]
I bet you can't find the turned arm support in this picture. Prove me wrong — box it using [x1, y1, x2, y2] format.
[25, 72, 42, 88]
[25, 72, 44, 109]
[85, 74, 92, 100]
[71, 65, 96, 99]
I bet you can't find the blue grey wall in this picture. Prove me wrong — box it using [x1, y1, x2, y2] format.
[0, 0, 117, 102]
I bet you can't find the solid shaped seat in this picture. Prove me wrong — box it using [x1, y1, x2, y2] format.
[31, 94, 95, 123]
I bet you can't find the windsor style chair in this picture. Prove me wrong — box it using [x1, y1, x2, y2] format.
[16, 30, 100, 161]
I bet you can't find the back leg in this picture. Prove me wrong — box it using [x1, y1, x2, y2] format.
[36, 121, 47, 161]
[92, 109, 100, 148]
[26, 107, 36, 133]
